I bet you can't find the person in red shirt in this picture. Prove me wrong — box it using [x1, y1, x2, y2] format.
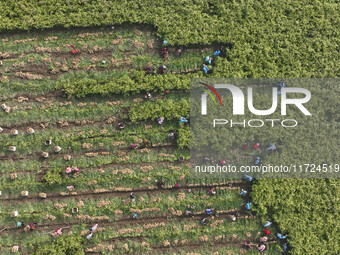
[29, 222, 37, 231]
[158, 65, 166, 74]
[253, 143, 260, 150]
[243, 143, 249, 151]
[161, 48, 168, 57]
[208, 187, 216, 195]
[263, 228, 271, 236]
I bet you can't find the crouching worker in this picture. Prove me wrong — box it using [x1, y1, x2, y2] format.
[277, 233, 287, 239]
[156, 179, 165, 188]
[200, 217, 207, 226]
[243, 174, 253, 182]
[208, 187, 216, 195]
[29, 222, 37, 231]
[130, 143, 138, 150]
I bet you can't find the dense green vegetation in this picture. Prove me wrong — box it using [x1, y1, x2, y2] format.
[252, 179, 340, 255]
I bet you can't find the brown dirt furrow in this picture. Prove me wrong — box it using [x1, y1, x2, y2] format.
[0, 209, 253, 236]
[0, 143, 175, 162]
[0, 158, 185, 177]
[85, 238, 278, 255]
[0, 180, 246, 204]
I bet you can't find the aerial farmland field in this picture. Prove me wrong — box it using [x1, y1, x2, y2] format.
[0, 1, 339, 255]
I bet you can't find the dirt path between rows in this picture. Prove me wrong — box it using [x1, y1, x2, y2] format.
[0, 180, 246, 204]
[0, 208, 254, 236]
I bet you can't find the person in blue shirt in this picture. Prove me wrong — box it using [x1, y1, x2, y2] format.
[203, 64, 209, 74]
[162, 40, 168, 46]
[206, 208, 213, 215]
[240, 189, 248, 196]
[282, 243, 287, 252]
[266, 143, 276, 151]
[213, 50, 221, 57]
[17, 222, 24, 228]
[243, 174, 253, 182]
[132, 213, 138, 219]
[204, 56, 212, 65]
[278, 81, 286, 88]
[245, 202, 252, 210]
[277, 233, 287, 239]
[255, 157, 261, 165]
[179, 117, 188, 123]
[263, 220, 272, 227]
[276, 80, 286, 95]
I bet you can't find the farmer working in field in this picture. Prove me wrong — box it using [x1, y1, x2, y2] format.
[158, 65, 166, 74]
[263, 228, 271, 236]
[229, 215, 236, 221]
[208, 187, 216, 195]
[253, 143, 260, 151]
[144, 92, 152, 99]
[266, 143, 276, 151]
[157, 117, 164, 126]
[67, 185, 75, 192]
[53, 228, 63, 237]
[86, 232, 93, 240]
[143, 65, 152, 74]
[179, 117, 188, 123]
[213, 50, 221, 57]
[203, 64, 209, 74]
[130, 192, 135, 202]
[156, 179, 165, 188]
[255, 156, 261, 166]
[244, 242, 252, 250]
[276, 80, 286, 95]
[65, 167, 72, 174]
[205, 56, 212, 65]
[118, 122, 125, 129]
[206, 208, 213, 215]
[277, 233, 287, 239]
[258, 243, 266, 252]
[130, 143, 138, 150]
[161, 47, 168, 57]
[90, 224, 98, 233]
[243, 174, 253, 182]
[16, 222, 24, 228]
[29, 222, 37, 231]
[259, 236, 268, 242]
[185, 210, 192, 217]
[240, 189, 247, 196]
[263, 220, 272, 227]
